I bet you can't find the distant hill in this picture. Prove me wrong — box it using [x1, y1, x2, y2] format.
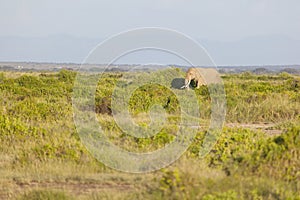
[0, 61, 299, 75]
[200, 35, 300, 66]
[0, 35, 300, 65]
[0, 35, 99, 63]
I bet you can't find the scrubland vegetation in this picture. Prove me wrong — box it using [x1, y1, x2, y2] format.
[0, 69, 299, 199]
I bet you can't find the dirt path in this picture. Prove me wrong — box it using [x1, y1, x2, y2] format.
[226, 123, 283, 136]
[1, 179, 136, 199]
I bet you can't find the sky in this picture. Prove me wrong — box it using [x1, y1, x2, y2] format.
[0, 0, 300, 65]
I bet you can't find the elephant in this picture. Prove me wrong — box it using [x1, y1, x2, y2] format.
[181, 68, 206, 89]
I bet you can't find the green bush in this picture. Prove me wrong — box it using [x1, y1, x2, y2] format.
[159, 168, 186, 199]
[202, 190, 238, 200]
[57, 69, 76, 82]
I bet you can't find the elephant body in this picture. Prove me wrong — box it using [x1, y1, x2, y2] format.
[182, 68, 206, 89]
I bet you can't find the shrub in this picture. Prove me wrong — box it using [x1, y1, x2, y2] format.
[57, 69, 76, 82]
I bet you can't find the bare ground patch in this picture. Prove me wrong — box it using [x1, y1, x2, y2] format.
[226, 123, 283, 136]
[1, 178, 137, 199]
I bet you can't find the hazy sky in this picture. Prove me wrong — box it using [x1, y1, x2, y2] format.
[1, 0, 300, 41]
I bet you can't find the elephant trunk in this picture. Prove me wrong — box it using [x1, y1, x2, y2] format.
[185, 78, 190, 85]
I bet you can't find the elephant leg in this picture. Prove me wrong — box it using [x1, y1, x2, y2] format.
[196, 80, 200, 88]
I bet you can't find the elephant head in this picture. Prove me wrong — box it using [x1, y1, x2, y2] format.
[181, 68, 206, 89]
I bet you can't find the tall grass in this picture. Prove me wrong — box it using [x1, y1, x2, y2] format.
[0, 69, 299, 199]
